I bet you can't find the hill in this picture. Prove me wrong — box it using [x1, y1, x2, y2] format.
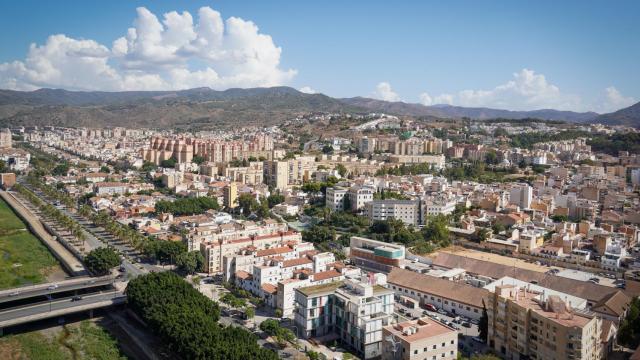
[0, 87, 362, 130]
[595, 101, 640, 127]
[0, 87, 610, 129]
[340, 97, 599, 122]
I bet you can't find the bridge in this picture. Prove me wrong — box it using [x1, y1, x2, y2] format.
[0, 291, 126, 332]
[0, 275, 117, 304]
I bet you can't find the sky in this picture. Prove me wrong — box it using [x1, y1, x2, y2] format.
[0, 0, 638, 113]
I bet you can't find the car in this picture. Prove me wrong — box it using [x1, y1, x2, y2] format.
[470, 319, 480, 325]
[472, 337, 484, 344]
[430, 315, 441, 321]
[47, 284, 59, 290]
[8, 291, 20, 297]
[71, 295, 83, 301]
[437, 308, 448, 315]
[398, 308, 406, 314]
[616, 283, 626, 289]
[424, 304, 437, 312]
[462, 322, 472, 328]
[423, 310, 432, 316]
[589, 277, 600, 283]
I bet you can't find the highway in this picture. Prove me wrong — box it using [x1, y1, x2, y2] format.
[0, 275, 116, 304]
[0, 291, 126, 328]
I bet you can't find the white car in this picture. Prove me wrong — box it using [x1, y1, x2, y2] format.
[47, 284, 59, 290]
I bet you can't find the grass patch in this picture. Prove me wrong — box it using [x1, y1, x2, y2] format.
[67, 321, 127, 360]
[0, 198, 62, 290]
[0, 320, 127, 360]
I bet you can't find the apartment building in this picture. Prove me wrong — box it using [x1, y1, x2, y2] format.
[294, 278, 395, 359]
[185, 219, 288, 251]
[382, 317, 458, 360]
[350, 236, 406, 273]
[487, 284, 602, 360]
[326, 186, 348, 212]
[365, 200, 421, 227]
[264, 160, 289, 190]
[422, 196, 457, 217]
[510, 184, 533, 210]
[200, 230, 301, 273]
[348, 185, 375, 212]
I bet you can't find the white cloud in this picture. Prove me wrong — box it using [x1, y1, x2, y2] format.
[418, 69, 584, 111]
[418, 92, 432, 106]
[372, 82, 401, 102]
[0, 6, 296, 91]
[299, 86, 316, 94]
[602, 86, 635, 112]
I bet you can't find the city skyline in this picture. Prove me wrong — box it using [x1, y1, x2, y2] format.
[1, 1, 639, 112]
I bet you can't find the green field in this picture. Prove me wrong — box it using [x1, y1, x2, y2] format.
[0, 320, 127, 360]
[0, 198, 62, 290]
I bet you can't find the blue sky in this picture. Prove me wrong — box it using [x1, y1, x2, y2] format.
[0, 0, 638, 112]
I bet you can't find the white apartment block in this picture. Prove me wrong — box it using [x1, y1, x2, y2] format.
[382, 317, 458, 360]
[326, 187, 348, 212]
[295, 277, 395, 359]
[365, 200, 420, 227]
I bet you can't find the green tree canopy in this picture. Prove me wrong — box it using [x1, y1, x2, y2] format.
[84, 247, 120, 275]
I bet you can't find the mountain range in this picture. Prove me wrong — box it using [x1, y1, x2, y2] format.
[0, 87, 638, 129]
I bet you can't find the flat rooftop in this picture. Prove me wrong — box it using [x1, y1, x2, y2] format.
[297, 281, 343, 297]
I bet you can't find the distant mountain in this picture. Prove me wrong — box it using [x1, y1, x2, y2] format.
[0, 87, 363, 130]
[340, 97, 599, 123]
[595, 101, 640, 127]
[0, 86, 615, 129]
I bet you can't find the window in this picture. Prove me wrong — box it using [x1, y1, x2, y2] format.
[451, 340, 454, 344]
[442, 342, 445, 347]
[433, 345, 436, 350]
[414, 350, 418, 354]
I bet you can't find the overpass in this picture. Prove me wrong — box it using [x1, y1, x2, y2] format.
[0, 292, 126, 332]
[0, 275, 117, 304]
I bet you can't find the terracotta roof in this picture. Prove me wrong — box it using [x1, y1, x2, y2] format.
[312, 269, 342, 282]
[388, 267, 488, 308]
[256, 246, 293, 257]
[592, 290, 631, 318]
[235, 270, 252, 280]
[282, 257, 313, 268]
[262, 283, 277, 294]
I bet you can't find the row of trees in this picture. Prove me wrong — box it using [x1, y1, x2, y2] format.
[155, 197, 220, 216]
[14, 183, 87, 249]
[126, 272, 278, 360]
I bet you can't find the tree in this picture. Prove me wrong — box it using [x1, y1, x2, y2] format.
[335, 163, 347, 177]
[141, 161, 157, 172]
[238, 193, 258, 217]
[245, 307, 255, 320]
[267, 192, 285, 208]
[479, 306, 489, 342]
[52, 163, 70, 176]
[100, 165, 111, 173]
[84, 247, 120, 275]
[422, 215, 450, 245]
[192, 155, 205, 165]
[551, 214, 569, 223]
[176, 251, 204, 274]
[160, 158, 177, 168]
[322, 145, 334, 154]
[477, 228, 491, 242]
[155, 197, 219, 216]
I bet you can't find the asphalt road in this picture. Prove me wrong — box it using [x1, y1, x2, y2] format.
[0, 276, 114, 303]
[0, 291, 125, 324]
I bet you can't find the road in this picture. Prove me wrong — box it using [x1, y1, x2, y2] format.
[0, 275, 115, 303]
[17, 179, 162, 278]
[0, 291, 125, 328]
